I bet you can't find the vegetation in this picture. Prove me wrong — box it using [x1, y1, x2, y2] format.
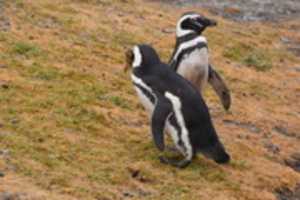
[0, 0, 299, 199]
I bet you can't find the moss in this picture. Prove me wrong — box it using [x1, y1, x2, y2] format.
[11, 42, 41, 56]
[243, 52, 272, 71]
[223, 42, 273, 71]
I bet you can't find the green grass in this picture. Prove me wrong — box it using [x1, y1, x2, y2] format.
[223, 42, 273, 71]
[108, 95, 131, 109]
[11, 41, 41, 56]
[243, 52, 272, 71]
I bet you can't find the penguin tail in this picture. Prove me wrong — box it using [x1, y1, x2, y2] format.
[200, 141, 230, 164]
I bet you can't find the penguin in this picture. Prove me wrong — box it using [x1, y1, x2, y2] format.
[125, 44, 230, 168]
[169, 12, 231, 110]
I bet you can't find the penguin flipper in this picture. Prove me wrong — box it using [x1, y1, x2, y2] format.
[151, 96, 172, 151]
[208, 64, 231, 110]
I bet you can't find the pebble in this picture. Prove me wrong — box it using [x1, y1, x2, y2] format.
[264, 141, 280, 154]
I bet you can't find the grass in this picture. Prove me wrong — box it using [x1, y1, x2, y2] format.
[0, 0, 300, 200]
[223, 42, 273, 71]
[11, 42, 41, 56]
[243, 52, 272, 71]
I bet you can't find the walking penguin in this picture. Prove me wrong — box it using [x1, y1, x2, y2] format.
[125, 44, 230, 168]
[169, 12, 231, 110]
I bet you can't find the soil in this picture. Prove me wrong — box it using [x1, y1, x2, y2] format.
[155, 0, 300, 22]
[0, 0, 10, 31]
[276, 184, 300, 200]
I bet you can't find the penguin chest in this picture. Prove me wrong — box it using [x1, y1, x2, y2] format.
[134, 86, 154, 114]
[177, 48, 209, 91]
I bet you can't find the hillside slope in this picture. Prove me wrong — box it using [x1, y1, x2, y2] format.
[0, 0, 300, 199]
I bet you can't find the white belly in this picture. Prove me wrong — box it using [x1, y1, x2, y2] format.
[177, 48, 209, 91]
[134, 86, 154, 114]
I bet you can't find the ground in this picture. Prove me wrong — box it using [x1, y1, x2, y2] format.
[0, 0, 299, 200]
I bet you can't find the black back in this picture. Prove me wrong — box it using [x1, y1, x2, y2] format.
[133, 44, 220, 150]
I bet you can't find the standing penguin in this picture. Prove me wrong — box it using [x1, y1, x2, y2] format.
[125, 44, 230, 168]
[169, 12, 231, 110]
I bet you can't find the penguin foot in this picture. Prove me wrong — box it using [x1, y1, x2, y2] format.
[166, 146, 180, 154]
[159, 156, 191, 168]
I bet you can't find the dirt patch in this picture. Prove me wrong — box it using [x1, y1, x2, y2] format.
[223, 119, 261, 134]
[281, 37, 300, 57]
[263, 141, 281, 155]
[0, 173, 76, 200]
[276, 184, 300, 200]
[285, 153, 300, 173]
[0, 0, 10, 32]
[273, 126, 300, 139]
[0, 192, 30, 200]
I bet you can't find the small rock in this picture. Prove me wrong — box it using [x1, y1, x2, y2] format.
[127, 166, 153, 183]
[123, 191, 135, 198]
[294, 67, 300, 72]
[0, 171, 5, 177]
[0, 81, 9, 89]
[285, 153, 300, 173]
[0, 64, 7, 68]
[162, 28, 175, 34]
[280, 37, 291, 43]
[28, 36, 35, 40]
[0, 149, 10, 157]
[273, 126, 298, 138]
[0, 132, 12, 137]
[128, 167, 140, 178]
[223, 119, 261, 134]
[264, 141, 280, 154]
[10, 119, 19, 125]
[0, 192, 18, 200]
[276, 184, 300, 200]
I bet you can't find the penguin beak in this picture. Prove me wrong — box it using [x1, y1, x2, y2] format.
[124, 49, 133, 72]
[208, 19, 217, 27]
[194, 17, 217, 28]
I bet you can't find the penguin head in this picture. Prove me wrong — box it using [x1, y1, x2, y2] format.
[125, 44, 161, 71]
[201, 141, 230, 164]
[176, 12, 217, 37]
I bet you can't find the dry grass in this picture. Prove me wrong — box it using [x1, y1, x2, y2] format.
[0, 0, 299, 199]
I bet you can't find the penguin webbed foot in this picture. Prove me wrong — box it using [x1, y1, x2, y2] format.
[159, 156, 191, 168]
[166, 146, 180, 154]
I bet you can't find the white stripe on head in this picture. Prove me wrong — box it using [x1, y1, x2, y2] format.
[165, 92, 193, 160]
[132, 46, 142, 68]
[176, 14, 200, 37]
[173, 36, 207, 61]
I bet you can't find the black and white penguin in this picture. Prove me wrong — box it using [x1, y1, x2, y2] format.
[125, 44, 230, 168]
[169, 12, 231, 110]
